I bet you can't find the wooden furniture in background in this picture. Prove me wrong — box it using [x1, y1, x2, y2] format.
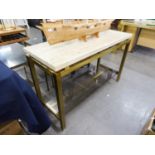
[119, 20, 155, 52]
[42, 20, 113, 45]
[0, 26, 29, 46]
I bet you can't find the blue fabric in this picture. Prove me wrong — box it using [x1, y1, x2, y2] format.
[0, 61, 51, 134]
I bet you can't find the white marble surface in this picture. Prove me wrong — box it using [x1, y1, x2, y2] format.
[24, 30, 132, 71]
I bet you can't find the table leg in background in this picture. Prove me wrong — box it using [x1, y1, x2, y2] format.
[117, 43, 129, 81]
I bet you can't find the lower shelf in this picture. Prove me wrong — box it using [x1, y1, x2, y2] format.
[45, 99, 59, 117]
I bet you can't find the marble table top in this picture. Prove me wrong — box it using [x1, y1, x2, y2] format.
[24, 30, 132, 72]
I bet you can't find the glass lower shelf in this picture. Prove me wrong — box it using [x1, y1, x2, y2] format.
[45, 99, 58, 115]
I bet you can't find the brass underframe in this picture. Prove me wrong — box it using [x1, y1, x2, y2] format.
[27, 39, 130, 130]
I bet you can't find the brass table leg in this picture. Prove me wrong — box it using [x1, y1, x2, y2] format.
[93, 58, 102, 80]
[96, 58, 101, 74]
[117, 43, 129, 81]
[53, 73, 66, 130]
[27, 56, 44, 103]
